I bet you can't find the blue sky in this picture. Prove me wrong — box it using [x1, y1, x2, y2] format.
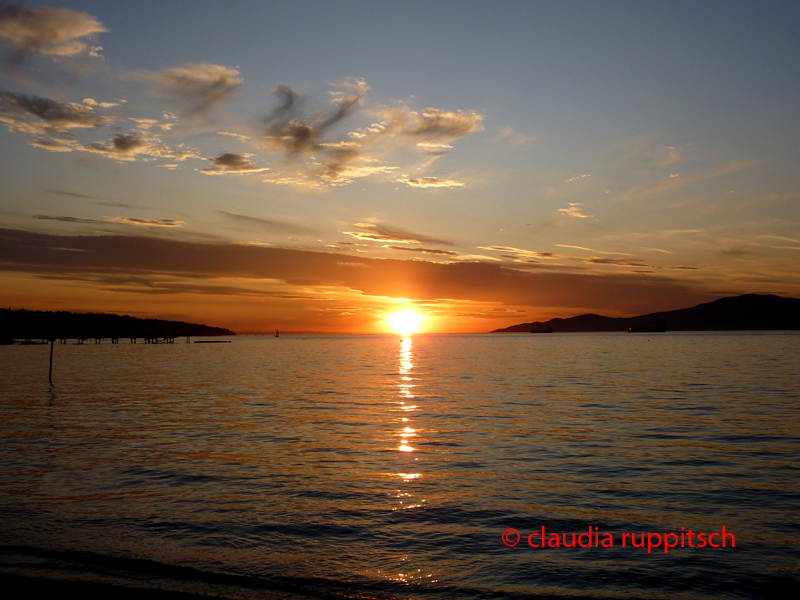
[1, 1, 798, 332]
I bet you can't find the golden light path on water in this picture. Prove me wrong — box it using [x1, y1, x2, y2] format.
[390, 335, 431, 586]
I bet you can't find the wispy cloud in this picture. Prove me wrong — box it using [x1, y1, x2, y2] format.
[405, 108, 484, 139]
[33, 214, 103, 224]
[582, 257, 650, 268]
[478, 246, 561, 260]
[137, 63, 243, 115]
[263, 80, 368, 175]
[656, 146, 680, 168]
[416, 141, 453, 155]
[0, 6, 105, 64]
[396, 177, 464, 188]
[45, 189, 103, 201]
[495, 126, 533, 145]
[0, 91, 110, 147]
[564, 174, 590, 183]
[217, 130, 250, 142]
[201, 153, 269, 175]
[382, 245, 459, 256]
[83, 130, 199, 163]
[557, 202, 592, 218]
[556, 244, 634, 256]
[343, 222, 453, 245]
[216, 210, 316, 235]
[102, 217, 185, 228]
[260, 82, 483, 187]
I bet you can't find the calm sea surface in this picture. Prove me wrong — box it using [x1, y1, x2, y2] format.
[1, 333, 799, 599]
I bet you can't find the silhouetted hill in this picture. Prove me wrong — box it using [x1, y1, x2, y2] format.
[0, 309, 235, 340]
[491, 294, 800, 333]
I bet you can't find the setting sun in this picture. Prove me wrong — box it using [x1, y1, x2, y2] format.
[386, 310, 424, 335]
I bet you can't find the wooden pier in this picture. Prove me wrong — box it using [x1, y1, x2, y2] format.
[12, 335, 177, 345]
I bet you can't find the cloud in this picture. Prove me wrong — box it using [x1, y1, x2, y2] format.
[565, 174, 591, 183]
[81, 130, 198, 163]
[478, 246, 561, 260]
[102, 217, 185, 228]
[201, 153, 269, 175]
[0, 6, 105, 64]
[0, 227, 717, 316]
[582, 257, 650, 268]
[45, 189, 104, 201]
[495, 126, 533, 145]
[263, 80, 370, 181]
[137, 63, 243, 114]
[0, 91, 111, 142]
[383, 246, 460, 256]
[656, 146, 680, 168]
[33, 214, 103, 224]
[82, 98, 118, 108]
[261, 83, 482, 187]
[416, 141, 453, 155]
[29, 137, 73, 151]
[343, 222, 454, 246]
[217, 130, 250, 142]
[556, 244, 634, 256]
[216, 210, 316, 235]
[557, 202, 592, 218]
[397, 177, 464, 188]
[85, 134, 148, 160]
[264, 80, 368, 155]
[405, 108, 484, 139]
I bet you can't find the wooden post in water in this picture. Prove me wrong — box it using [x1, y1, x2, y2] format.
[48, 338, 54, 383]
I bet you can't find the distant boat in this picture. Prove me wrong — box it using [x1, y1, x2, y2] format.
[275, 329, 279, 338]
[530, 326, 554, 333]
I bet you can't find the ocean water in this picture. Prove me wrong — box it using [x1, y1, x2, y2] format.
[1, 332, 799, 599]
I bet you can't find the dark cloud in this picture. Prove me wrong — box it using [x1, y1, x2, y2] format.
[479, 245, 562, 260]
[0, 5, 105, 65]
[264, 82, 367, 156]
[583, 257, 650, 268]
[0, 90, 110, 136]
[81, 131, 198, 163]
[0, 227, 716, 316]
[721, 247, 760, 258]
[201, 153, 269, 175]
[216, 210, 316, 235]
[45, 189, 104, 201]
[383, 245, 459, 256]
[137, 63, 243, 115]
[103, 217, 184, 228]
[343, 222, 454, 246]
[85, 134, 147, 157]
[33, 214, 102, 224]
[263, 81, 374, 181]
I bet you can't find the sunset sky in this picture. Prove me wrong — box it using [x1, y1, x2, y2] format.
[1, 1, 798, 333]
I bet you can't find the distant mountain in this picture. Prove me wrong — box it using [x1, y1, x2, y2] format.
[0, 309, 235, 340]
[491, 294, 800, 333]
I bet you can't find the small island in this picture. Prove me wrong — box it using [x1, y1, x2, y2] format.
[0, 309, 235, 344]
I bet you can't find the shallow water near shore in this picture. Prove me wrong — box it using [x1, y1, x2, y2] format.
[1, 332, 799, 599]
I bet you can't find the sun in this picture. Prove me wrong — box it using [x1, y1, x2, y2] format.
[386, 310, 424, 335]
